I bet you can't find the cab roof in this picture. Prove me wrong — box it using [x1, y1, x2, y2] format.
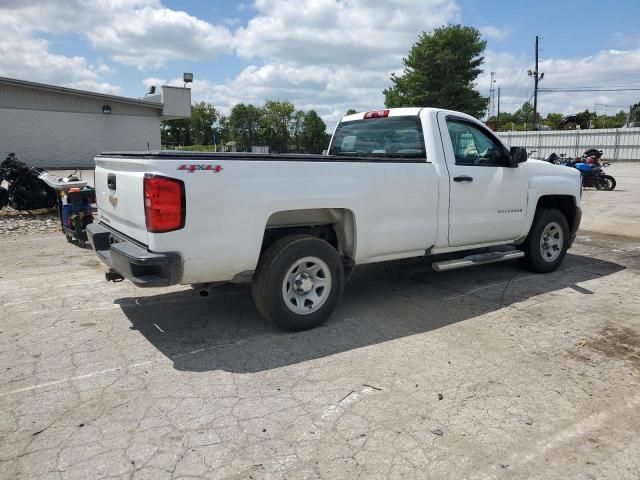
[339, 107, 481, 126]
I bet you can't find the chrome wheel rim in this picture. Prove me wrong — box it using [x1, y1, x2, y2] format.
[539, 221, 563, 262]
[282, 256, 332, 315]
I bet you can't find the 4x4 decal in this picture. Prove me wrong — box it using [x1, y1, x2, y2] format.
[177, 164, 223, 173]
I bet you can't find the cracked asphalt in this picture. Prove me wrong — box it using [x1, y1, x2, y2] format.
[1, 164, 640, 479]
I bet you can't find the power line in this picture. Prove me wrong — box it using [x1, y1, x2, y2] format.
[503, 56, 533, 112]
[539, 87, 640, 92]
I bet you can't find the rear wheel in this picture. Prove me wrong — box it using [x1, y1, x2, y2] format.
[522, 208, 569, 273]
[252, 234, 344, 331]
[600, 175, 616, 191]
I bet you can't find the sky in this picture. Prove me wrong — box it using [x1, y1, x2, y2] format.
[1, 0, 639, 129]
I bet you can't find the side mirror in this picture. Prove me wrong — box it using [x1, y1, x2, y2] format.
[508, 146, 527, 167]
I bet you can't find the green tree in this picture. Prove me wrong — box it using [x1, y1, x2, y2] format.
[289, 110, 306, 152]
[261, 100, 295, 153]
[161, 102, 219, 146]
[189, 101, 218, 145]
[595, 110, 627, 128]
[161, 118, 191, 146]
[576, 110, 596, 129]
[487, 112, 516, 131]
[302, 110, 328, 154]
[611, 110, 629, 127]
[513, 102, 541, 127]
[543, 113, 563, 130]
[345, 108, 357, 115]
[227, 103, 263, 150]
[629, 102, 640, 123]
[383, 25, 489, 118]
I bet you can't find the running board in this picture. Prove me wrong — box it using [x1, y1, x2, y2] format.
[432, 250, 525, 272]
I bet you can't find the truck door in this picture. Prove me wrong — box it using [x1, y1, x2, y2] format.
[437, 113, 528, 247]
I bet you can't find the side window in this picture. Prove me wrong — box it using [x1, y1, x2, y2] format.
[446, 119, 506, 166]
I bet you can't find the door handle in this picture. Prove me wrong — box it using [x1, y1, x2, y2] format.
[107, 173, 116, 190]
[453, 175, 473, 182]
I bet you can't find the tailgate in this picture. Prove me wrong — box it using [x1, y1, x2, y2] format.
[94, 156, 148, 244]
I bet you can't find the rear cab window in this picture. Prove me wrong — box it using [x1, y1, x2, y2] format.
[329, 116, 426, 160]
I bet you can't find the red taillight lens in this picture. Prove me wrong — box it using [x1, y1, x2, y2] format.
[143, 174, 185, 233]
[363, 109, 390, 119]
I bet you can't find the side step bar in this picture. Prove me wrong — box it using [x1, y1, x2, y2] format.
[432, 250, 525, 272]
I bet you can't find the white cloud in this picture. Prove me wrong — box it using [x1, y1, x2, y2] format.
[480, 25, 512, 41]
[0, 1, 233, 72]
[235, 0, 459, 69]
[86, 4, 233, 69]
[0, 19, 121, 94]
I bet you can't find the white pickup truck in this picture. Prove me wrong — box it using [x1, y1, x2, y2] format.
[87, 107, 582, 330]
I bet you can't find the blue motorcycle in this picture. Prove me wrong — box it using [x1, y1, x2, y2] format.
[574, 161, 616, 190]
[544, 149, 616, 191]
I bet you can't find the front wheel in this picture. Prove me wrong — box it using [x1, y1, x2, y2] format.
[522, 209, 569, 273]
[252, 234, 345, 331]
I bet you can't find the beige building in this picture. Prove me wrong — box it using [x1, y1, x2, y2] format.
[0, 77, 191, 168]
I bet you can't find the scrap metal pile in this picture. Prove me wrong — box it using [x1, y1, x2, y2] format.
[0, 153, 57, 211]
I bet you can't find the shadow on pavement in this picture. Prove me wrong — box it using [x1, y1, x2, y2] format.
[116, 252, 624, 373]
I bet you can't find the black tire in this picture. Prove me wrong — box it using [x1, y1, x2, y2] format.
[522, 208, 570, 273]
[601, 175, 616, 191]
[252, 234, 345, 331]
[0, 186, 8, 210]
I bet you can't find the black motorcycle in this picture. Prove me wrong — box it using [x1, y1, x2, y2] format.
[0, 153, 58, 210]
[543, 152, 573, 165]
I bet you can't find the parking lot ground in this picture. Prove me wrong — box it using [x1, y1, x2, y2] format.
[1, 164, 640, 479]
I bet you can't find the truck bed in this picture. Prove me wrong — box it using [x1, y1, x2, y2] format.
[97, 151, 426, 163]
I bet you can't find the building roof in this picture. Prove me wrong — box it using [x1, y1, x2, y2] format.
[0, 76, 163, 110]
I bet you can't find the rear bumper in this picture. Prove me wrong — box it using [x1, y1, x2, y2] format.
[569, 206, 582, 247]
[86, 223, 182, 287]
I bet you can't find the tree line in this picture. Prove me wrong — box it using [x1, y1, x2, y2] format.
[161, 100, 330, 154]
[487, 101, 640, 131]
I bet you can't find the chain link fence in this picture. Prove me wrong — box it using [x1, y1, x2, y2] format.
[497, 127, 640, 161]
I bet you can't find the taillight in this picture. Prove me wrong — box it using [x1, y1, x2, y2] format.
[143, 174, 185, 233]
[363, 109, 390, 119]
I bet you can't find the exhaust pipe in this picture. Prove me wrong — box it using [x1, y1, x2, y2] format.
[105, 269, 124, 282]
[193, 282, 225, 297]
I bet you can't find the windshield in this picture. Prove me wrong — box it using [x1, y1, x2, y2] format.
[329, 116, 426, 159]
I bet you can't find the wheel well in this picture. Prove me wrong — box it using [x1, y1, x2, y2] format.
[261, 208, 356, 259]
[535, 195, 576, 226]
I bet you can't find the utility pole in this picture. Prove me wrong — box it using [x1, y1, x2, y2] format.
[489, 72, 496, 118]
[497, 87, 501, 130]
[528, 36, 544, 130]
